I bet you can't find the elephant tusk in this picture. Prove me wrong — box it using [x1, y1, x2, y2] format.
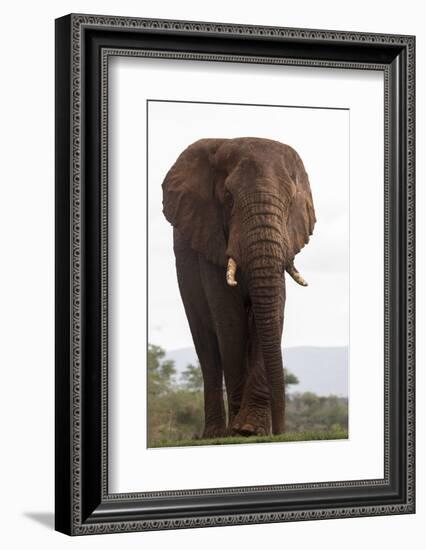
[226, 257, 238, 287]
[286, 263, 308, 287]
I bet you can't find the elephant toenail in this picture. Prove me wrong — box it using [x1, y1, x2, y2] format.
[240, 423, 256, 435]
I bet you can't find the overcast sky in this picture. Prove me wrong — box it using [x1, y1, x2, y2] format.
[147, 101, 349, 352]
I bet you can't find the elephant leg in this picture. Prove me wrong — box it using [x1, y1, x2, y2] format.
[217, 318, 248, 431]
[197, 255, 248, 432]
[174, 230, 226, 438]
[231, 309, 272, 436]
[191, 327, 227, 439]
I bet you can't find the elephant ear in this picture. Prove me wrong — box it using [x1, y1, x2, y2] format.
[162, 139, 227, 267]
[286, 158, 316, 262]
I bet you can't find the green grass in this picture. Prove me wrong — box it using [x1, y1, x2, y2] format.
[150, 430, 348, 448]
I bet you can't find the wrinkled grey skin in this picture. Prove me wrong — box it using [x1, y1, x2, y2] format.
[162, 137, 316, 436]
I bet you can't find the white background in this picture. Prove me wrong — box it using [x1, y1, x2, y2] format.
[109, 60, 383, 493]
[0, 0, 423, 548]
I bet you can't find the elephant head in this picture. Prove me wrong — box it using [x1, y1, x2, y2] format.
[162, 137, 316, 434]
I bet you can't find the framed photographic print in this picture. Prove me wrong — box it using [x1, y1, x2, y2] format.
[55, 14, 415, 535]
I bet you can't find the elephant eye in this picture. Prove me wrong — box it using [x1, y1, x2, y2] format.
[224, 191, 233, 206]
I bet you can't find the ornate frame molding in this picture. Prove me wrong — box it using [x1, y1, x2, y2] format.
[55, 13, 415, 535]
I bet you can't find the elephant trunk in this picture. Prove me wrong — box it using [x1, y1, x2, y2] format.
[239, 192, 288, 434]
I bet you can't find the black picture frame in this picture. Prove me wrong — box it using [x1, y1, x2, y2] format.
[55, 13, 415, 535]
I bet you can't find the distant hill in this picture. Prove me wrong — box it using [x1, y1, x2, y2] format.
[165, 346, 348, 397]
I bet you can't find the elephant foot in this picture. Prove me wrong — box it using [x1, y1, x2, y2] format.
[202, 424, 227, 439]
[231, 408, 271, 437]
[238, 423, 267, 436]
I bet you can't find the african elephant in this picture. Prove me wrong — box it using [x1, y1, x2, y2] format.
[162, 137, 316, 437]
